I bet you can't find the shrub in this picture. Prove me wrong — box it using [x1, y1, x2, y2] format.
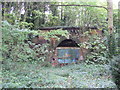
[80, 33, 108, 64]
[1, 21, 69, 65]
[4, 13, 16, 25]
[110, 55, 120, 89]
[1, 21, 49, 63]
[19, 22, 34, 29]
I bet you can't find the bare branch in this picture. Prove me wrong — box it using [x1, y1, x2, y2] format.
[50, 4, 108, 10]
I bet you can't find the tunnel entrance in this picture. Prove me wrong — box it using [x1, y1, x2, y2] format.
[56, 39, 80, 64]
[57, 39, 79, 47]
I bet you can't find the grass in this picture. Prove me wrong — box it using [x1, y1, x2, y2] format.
[2, 61, 117, 88]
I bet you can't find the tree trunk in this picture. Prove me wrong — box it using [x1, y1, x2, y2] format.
[107, 0, 113, 34]
[1, 2, 4, 20]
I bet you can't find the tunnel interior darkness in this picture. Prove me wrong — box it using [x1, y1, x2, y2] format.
[57, 39, 79, 47]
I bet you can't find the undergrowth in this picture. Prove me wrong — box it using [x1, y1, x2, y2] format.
[2, 61, 116, 88]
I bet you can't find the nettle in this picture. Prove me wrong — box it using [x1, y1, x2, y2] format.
[80, 32, 108, 64]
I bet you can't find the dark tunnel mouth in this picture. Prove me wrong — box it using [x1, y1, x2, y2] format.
[57, 39, 79, 47]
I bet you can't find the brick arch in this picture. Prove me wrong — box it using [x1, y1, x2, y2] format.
[54, 37, 81, 48]
[51, 37, 85, 65]
[57, 39, 79, 47]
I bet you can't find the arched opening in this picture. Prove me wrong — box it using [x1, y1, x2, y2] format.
[57, 39, 79, 47]
[56, 39, 80, 64]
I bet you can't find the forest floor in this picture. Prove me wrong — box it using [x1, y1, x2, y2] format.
[2, 61, 117, 88]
